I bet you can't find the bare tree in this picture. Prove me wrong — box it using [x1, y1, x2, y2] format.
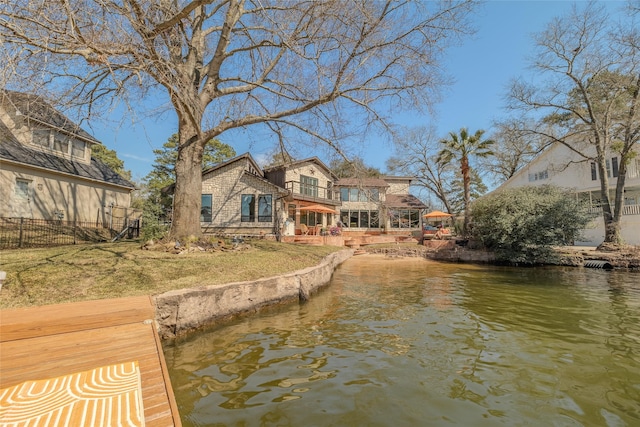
[0, 0, 477, 239]
[387, 126, 459, 216]
[508, 1, 640, 245]
[479, 117, 549, 187]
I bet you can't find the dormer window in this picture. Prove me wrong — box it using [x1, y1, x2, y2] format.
[32, 129, 50, 148]
[71, 140, 86, 158]
[31, 129, 86, 159]
[53, 132, 69, 154]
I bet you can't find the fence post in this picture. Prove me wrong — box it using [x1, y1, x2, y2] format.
[19, 217, 24, 248]
[73, 220, 77, 245]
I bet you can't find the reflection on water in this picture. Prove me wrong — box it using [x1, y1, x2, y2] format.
[164, 255, 640, 426]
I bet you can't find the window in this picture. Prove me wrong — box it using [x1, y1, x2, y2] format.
[288, 204, 296, 221]
[72, 140, 85, 158]
[370, 211, 380, 228]
[300, 175, 318, 197]
[32, 129, 50, 148]
[591, 162, 597, 181]
[389, 209, 421, 229]
[359, 211, 369, 228]
[258, 195, 272, 222]
[340, 209, 380, 228]
[15, 179, 30, 199]
[301, 210, 318, 226]
[341, 188, 349, 202]
[341, 187, 381, 202]
[528, 170, 548, 182]
[612, 157, 619, 178]
[241, 194, 255, 222]
[201, 194, 212, 222]
[53, 132, 69, 154]
[349, 210, 358, 228]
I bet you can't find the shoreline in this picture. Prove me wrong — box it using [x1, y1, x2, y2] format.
[152, 244, 637, 340]
[154, 249, 354, 339]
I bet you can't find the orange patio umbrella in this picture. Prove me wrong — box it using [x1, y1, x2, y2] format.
[423, 210, 453, 220]
[299, 204, 338, 214]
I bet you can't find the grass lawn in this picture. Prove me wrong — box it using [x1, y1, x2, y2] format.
[0, 240, 343, 309]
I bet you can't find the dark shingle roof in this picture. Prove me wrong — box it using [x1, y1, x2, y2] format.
[0, 122, 134, 189]
[384, 194, 428, 209]
[1, 91, 99, 144]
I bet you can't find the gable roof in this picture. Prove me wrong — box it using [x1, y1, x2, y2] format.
[205, 152, 287, 193]
[263, 157, 338, 180]
[1, 91, 100, 144]
[163, 152, 287, 195]
[201, 152, 263, 177]
[0, 122, 134, 189]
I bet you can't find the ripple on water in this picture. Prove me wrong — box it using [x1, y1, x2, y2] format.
[165, 257, 640, 427]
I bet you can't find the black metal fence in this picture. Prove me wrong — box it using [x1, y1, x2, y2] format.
[0, 217, 141, 250]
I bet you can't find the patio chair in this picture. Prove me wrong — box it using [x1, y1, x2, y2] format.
[300, 224, 309, 235]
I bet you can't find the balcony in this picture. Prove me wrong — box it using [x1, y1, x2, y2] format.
[284, 181, 341, 206]
[587, 204, 640, 215]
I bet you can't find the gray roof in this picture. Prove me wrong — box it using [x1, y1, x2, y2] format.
[0, 121, 134, 189]
[1, 91, 100, 144]
[384, 194, 428, 209]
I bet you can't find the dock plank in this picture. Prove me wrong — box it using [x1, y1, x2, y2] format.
[0, 295, 154, 342]
[0, 297, 181, 426]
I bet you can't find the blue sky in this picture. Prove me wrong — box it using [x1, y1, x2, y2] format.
[89, 1, 626, 181]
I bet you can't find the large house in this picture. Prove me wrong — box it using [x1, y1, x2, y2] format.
[196, 153, 427, 237]
[0, 91, 136, 226]
[335, 176, 427, 232]
[496, 142, 640, 245]
[263, 157, 341, 234]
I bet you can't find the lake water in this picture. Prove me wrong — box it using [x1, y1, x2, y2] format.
[163, 255, 640, 426]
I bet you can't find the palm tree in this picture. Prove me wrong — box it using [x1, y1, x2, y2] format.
[438, 128, 494, 236]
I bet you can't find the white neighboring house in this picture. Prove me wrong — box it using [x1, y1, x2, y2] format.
[496, 142, 640, 246]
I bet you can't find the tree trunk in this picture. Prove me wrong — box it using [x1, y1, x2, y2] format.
[595, 150, 623, 245]
[170, 125, 205, 240]
[461, 156, 471, 236]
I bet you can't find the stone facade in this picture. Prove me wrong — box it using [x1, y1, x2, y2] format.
[200, 154, 288, 235]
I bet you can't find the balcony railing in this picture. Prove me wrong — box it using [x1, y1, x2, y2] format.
[587, 204, 640, 215]
[284, 181, 340, 203]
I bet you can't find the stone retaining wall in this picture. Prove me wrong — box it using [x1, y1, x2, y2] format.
[153, 249, 353, 339]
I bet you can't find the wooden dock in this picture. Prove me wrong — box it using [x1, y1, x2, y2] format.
[0, 296, 181, 426]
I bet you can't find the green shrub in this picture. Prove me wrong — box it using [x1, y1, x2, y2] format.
[140, 210, 169, 242]
[470, 185, 594, 264]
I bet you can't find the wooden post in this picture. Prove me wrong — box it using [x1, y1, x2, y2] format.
[18, 217, 24, 248]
